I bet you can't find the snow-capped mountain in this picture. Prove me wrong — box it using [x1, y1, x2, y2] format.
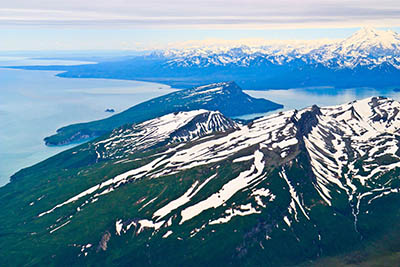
[4, 96, 400, 266]
[160, 27, 400, 70]
[311, 27, 400, 68]
[93, 109, 239, 160]
[39, 96, 400, 228]
[336, 27, 400, 56]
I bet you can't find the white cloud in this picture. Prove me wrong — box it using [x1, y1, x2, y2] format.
[0, 0, 399, 28]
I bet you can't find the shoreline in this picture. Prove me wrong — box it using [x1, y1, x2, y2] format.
[0, 63, 177, 187]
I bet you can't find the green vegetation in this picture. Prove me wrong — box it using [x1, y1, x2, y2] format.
[2, 97, 400, 266]
[2, 128, 400, 266]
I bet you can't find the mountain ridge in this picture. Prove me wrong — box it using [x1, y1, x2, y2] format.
[162, 27, 400, 70]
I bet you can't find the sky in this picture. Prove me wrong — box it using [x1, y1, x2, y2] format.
[1, 0, 400, 51]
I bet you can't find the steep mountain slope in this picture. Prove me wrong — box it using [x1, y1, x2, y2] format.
[44, 81, 281, 146]
[2, 97, 400, 266]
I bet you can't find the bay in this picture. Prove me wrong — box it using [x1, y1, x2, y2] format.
[0, 58, 176, 186]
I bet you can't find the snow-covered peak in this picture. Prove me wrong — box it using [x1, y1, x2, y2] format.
[357, 26, 380, 36]
[321, 96, 400, 134]
[186, 81, 240, 96]
[93, 110, 239, 159]
[335, 27, 400, 55]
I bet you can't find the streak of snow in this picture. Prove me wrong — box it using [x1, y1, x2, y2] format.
[115, 220, 123, 235]
[279, 168, 310, 220]
[162, 230, 173, 238]
[49, 220, 71, 234]
[153, 173, 217, 221]
[208, 203, 260, 225]
[180, 150, 265, 224]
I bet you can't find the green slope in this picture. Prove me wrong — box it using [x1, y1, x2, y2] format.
[3, 139, 400, 266]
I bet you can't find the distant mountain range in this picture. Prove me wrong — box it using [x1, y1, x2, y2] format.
[44, 82, 282, 146]
[9, 27, 400, 89]
[3, 97, 400, 266]
[160, 27, 400, 70]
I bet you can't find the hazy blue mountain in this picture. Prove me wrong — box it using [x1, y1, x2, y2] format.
[2, 97, 400, 266]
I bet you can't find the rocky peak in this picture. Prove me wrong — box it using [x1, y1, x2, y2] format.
[293, 105, 322, 138]
[93, 110, 239, 160]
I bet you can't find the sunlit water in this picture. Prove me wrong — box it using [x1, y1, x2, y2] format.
[0, 58, 176, 186]
[0, 56, 96, 66]
[240, 86, 400, 120]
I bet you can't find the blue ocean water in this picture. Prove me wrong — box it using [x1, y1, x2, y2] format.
[0, 58, 176, 186]
[240, 86, 400, 120]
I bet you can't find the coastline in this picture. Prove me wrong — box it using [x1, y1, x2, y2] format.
[0, 62, 176, 186]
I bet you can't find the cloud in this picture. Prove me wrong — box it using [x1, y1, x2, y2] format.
[0, 1, 399, 28]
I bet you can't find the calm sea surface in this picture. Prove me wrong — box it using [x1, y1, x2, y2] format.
[0, 57, 176, 186]
[241, 86, 400, 120]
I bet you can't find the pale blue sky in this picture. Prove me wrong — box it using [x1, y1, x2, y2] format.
[2, 27, 400, 51]
[1, 0, 400, 51]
